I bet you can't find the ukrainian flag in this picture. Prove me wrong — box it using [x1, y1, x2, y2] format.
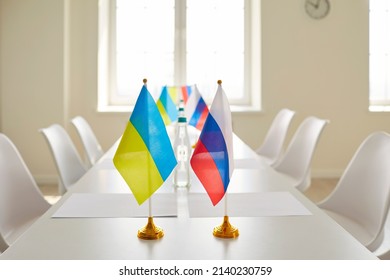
[157, 86, 178, 125]
[113, 85, 177, 205]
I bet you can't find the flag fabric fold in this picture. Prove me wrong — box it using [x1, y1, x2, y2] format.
[185, 85, 209, 131]
[113, 85, 177, 205]
[180, 85, 193, 104]
[157, 86, 178, 125]
[190, 83, 234, 206]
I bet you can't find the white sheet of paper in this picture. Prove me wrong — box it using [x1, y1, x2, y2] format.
[234, 158, 267, 169]
[188, 192, 312, 217]
[52, 193, 177, 218]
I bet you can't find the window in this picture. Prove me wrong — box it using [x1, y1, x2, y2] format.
[369, 0, 390, 111]
[98, 0, 260, 112]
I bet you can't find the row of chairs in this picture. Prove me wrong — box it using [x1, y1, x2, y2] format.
[256, 108, 390, 259]
[40, 117, 104, 194]
[256, 109, 329, 192]
[3, 111, 390, 258]
[0, 116, 103, 252]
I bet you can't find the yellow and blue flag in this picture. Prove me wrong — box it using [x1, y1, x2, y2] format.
[157, 86, 178, 125]
[113, 85, 177, 205]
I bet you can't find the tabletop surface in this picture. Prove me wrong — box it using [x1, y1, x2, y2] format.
[0, 133, 377, 260]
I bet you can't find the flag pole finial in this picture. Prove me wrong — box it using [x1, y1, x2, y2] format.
[143, 78, 147, 85]
[217, 80, 222, 85]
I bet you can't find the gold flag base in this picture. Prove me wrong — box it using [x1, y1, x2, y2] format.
[213, 215, 239, 239]
[137, 217, 164, 240]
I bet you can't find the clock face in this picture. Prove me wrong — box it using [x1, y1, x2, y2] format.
[305, 0, 330, 20]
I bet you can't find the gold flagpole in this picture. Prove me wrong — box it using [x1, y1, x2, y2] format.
[137, 197, 164, 240]
[137, 78, 164, 240]
[213, 193, 239, 238]
[212, 80, 239, 239]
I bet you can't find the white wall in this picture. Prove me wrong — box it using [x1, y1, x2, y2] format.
[258, 0, 388, 177]
[1, 0, 389, 184]
[0, 0, 65, 183]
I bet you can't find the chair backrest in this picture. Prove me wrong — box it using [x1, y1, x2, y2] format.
[256, 108, 296, 165]
[70, 116, 104, 166]
[273, 116, 329, 192]
[0, 133, 50, 251]
[40, 124, 87, 192]
[318, 131, 390, 251]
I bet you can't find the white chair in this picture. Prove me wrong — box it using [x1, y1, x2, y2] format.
[317, 132, 390, 254]
[273, 116, 329, 192]
[0, 133, 51, 252]
[375, 214, 390, 259]
[70, 116, 104, 167]
[40, 124, 87, 195]
[256, 108, 296, 165]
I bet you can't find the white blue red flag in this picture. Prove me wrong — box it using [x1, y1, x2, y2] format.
[190, 82, 234, 206]
[185, 85, 209, 131]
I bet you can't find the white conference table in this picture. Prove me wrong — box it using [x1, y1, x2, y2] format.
[0, 132, 377, 260]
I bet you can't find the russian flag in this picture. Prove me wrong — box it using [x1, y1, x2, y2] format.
[190, 82, 234, 206]
[185, 85, 209, 131]
[113, 85, 177, 205]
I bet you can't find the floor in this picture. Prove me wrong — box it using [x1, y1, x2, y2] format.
[303, 177, 338, 203]
[38, 177, 339, 205]
[38, 184, 61, 205]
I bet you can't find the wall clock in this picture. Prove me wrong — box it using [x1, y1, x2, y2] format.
[305, 0, 330, 20]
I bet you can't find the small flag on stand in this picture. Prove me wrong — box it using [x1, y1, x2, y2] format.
[190, 80, 238, 238]
[157, 86, 178, 125]
[180, 85, 193, 103]
[113, 79, 177, 239]
[185, 84, 209, 131]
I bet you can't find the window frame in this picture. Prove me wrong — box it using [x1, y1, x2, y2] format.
[369, 0, 390, 112]
[97, 0, 261, 112]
